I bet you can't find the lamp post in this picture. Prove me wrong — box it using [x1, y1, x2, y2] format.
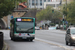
[34, 0, 36, 22]
[66, 0, 67, 20]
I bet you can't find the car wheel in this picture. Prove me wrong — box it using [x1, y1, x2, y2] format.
[66, 41, 68, 45]
[69, 42, 72, 46]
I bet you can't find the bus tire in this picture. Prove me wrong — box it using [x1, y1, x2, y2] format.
[11, 38, 13, 40]
[29, 39, 33, 41]
[11, 37, 13, 40]
[11, 37, 16, 41]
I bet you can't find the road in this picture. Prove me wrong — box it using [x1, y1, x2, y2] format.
[35, 30, 75, 50]
[36, 30, 65, 44]
[0, 30, 75, 50]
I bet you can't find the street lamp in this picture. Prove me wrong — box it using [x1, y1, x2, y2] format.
[66, 0, 67, 20]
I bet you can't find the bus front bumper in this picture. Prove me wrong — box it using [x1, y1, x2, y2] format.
[14, 37, 35, 39]
[14, 34, 35, 39]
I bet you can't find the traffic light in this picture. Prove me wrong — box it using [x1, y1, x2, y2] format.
[62, 19, 64, 21]
[62, 19, 66, 21]
[52, 9, 54, 13]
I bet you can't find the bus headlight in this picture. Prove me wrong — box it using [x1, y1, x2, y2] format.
[14, 34, 19, 36]
[30, 34, 35, 37]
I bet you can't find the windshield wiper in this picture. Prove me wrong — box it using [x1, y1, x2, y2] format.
[16, 27, 33, 33]
[25, 27, 33, 33]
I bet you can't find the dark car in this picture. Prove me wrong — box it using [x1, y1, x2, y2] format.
[65, 27, 75, 46]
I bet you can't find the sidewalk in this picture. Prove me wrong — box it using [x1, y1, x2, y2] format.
[2, 42, 8, 50]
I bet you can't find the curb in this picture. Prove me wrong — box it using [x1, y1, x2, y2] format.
[3, 42, 9, 50]
[35, 38, 71, 50]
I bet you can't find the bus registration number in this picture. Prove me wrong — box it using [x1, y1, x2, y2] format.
[21, 33, 26, 39]
[21, 33, 30, 39]
[21, 33, 26, 36]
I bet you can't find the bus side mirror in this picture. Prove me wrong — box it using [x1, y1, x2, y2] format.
[10, 19, 14, 24]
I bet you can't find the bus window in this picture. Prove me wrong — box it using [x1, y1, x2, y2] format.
[16, 22, 34, 33]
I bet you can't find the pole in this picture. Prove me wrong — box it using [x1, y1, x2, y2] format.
[66, 0, 67, 20]
[62, 14, 65, 30]
[34, 0, 36, 21]
[27, 0, 29, 8]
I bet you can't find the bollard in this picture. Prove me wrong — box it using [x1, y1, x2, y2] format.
[0, 32, 3, 50]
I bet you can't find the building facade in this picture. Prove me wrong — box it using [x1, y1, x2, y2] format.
[28, 0, 63, 9]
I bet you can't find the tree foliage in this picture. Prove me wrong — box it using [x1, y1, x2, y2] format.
[36, 6, 62, 23]
[0, 0, 27, 18]
[63, 0, 75, 24]
[0, 0, 15, 18]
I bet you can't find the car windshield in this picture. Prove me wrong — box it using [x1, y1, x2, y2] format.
[71, 29, 75, 34]
[16, 22, 34, 33]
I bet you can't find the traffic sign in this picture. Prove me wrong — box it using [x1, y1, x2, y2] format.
[11, 16, 13, 19]
[65, 21, 68, 24]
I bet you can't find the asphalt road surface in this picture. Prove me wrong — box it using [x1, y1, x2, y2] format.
[0, 30, 75, 50]
[36, 30, 65, 44]
[35, 30, 75, 50]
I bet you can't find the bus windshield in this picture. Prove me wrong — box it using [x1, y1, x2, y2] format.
[16, 22, 34, 33]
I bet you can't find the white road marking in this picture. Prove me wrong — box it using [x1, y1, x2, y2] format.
[35, 38, 75, 50]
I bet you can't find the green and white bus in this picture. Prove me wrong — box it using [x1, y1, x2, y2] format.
[10, 17, 35, 41]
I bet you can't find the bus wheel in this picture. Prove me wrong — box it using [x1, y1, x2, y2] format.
[29, 39, 33, 41]
[11, 38, 13, 40]
[11, 37, 16, 41]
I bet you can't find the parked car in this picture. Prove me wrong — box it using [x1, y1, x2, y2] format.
[65, 27, 75, 46]
[35, 26, 40, 30]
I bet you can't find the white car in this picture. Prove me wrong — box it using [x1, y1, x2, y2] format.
[35, 26, 40, 30]
[48, 26, 56, 30]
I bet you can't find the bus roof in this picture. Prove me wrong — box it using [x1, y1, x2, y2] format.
[14, 17, 35, 19]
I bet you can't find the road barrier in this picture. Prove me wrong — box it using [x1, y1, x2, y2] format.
[0, 32, 3, 50]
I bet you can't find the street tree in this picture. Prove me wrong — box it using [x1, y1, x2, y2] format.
[63, 0, 75, 24]
[0, 0, 14, 18]
[36, 6, 53, 21]
[36, 6, 62, 24]
[0, 0, 27, 18]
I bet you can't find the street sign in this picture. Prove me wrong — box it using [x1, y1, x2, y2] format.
[11, 16, 13, 19]
[65, 21, 68, 24]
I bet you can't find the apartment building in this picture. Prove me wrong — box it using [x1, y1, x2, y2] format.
[28, 0, 72, 9]
[28, 0, 62, 9]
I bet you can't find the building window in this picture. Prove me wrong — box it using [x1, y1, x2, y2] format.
[48, 0, 50, 2]
[40, 0, 42, 6]
[29, 0, 30, 5]
[32, 0, 34, 3]
[29, 3, 30, 5]
[36, 0, 38, 6]
[44, 0, 46, 2]
[32, 3, 34, 5]
[40, 3, 42, 6]
[29, 0, 30, 3]
[32, 0, 34, 6]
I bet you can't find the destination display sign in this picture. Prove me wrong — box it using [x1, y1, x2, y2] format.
[22, 19, 32, 21]
[17, 18, 33, 22]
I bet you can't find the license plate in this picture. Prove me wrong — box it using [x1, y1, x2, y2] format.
[21, 33, 25, 36]
[22, 36, 27, 39]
